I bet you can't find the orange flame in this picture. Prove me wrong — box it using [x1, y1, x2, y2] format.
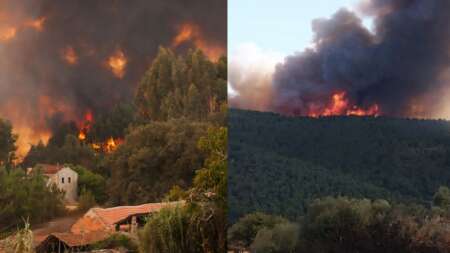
[107, 49, 127, 79]
[172, 24, 196, 47]
[1, 95, 79, 160]
[309, 91, 380, 117]
[90, 137, 122, 153]
[0, 26, 16, 42]
[78, 110, 93, 141]
[105, 137, 117, 152]
[62, 46, 78, 65]
[14, 126, 51, 161]
[92, 143, 101, 150]
[78, 131, 86, 141]
[25, 17, 46, 31]
[172, 23, 224, 61]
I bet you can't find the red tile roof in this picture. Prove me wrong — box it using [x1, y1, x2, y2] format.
[51, 231, 111, 247]
[36, 164, 63, 175]
[92, 202, 183, 226]
[71, 201, 184, 234]
[36, 201, 184, 249]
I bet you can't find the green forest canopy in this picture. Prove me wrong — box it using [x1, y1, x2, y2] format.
[229, 109, 450, 221]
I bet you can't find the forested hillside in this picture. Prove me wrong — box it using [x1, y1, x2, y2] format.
[229, 109, 450, 221]
[0, 48, 227, 235]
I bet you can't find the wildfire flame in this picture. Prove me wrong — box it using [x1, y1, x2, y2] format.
[25, 17, 46, 31]
[92, 143, 101, 150]
[106, 137, 117, 152]
[14, 126, 51, 161]
[62, 46, 78, 65]
[172, 23, 224, 61]
[0, 16, 46, 43]
[90, 137, 122, 153]
[78, 132, 86, 141]
[78, 110, 93, 141]
[0, 26, 16, 42]
[75, 111, 122, 153]
[172, 24, 196, 47]
[309, 91, 380, 117]
[107, 49, 127, 79]
[0, 95, 80, 160]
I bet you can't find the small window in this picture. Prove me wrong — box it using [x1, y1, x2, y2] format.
[68, 177, 71, 183]
[61, 177, 64, 184]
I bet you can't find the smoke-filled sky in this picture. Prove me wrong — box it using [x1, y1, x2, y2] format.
[229, 0, 450, 120]
[0, 0, 226, 156]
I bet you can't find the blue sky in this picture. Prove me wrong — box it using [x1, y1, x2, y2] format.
[229, 0, 364, 55]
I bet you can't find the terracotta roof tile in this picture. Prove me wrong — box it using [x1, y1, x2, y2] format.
[51, 231, 110, 247]
[71, 201, 184, 234]
[36, 202, 184, 250]
[92, 202, 182, 226]
[36, 164, 63, 175]
[70, 209, 109, 234]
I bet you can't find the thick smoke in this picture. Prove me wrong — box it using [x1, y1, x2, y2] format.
[0, 0, 226, 154]
[229, 43, 283, 111]
[231, 0, 450, 118]
[272, 0, 450, 117]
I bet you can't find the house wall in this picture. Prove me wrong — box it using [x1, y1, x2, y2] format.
[53, 167, 78, 203]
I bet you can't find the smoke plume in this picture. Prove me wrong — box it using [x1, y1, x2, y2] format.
[0, 0, 226, 155]
[229, 43, 283, 111]
[231, 0, 450, 119]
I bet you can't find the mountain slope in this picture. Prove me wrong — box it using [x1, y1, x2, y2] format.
[229, 109, 450, 221]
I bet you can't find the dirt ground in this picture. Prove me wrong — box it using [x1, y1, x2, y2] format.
[0, 211, 82, 252]
[32, 212, 84, 245]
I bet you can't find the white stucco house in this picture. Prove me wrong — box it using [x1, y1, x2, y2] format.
[28, 164, 78, 203]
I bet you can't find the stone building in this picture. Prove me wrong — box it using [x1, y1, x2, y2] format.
[32, 164, 79, 203]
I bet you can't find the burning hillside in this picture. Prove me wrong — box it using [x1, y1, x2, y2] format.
[230, 0, 450, 119]
[0, 0, 226, 157]
[75, 110, 123, 153]
[305, 91, 380, 118]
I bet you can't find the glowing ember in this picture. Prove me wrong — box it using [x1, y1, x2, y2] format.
[25, 17, 46, 31]
[107, 49, 127, 78]
[0, 27, 16, 42]
[309, 91, 380, 117]
[62, 46, 78, 65]
[172, 23, 224, 61]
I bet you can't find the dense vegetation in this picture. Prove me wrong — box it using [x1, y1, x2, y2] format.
[0, 167, 65, 230]
[229, 109, 450, 221]
[106, 120, 209, 205]
[229, 192, 450, 253]
[0, 119, 16, 168]
[139, 126, 227, 253]
[0, 120, 66, 232]
[0, 48, 227, 241]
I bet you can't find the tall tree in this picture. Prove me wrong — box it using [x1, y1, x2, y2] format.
[135, 47, 226, 122]
[0, 118, 16, 167]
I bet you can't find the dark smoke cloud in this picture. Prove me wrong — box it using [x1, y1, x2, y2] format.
[0, 0, 226, 153]
[270, 0, 450, 117]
